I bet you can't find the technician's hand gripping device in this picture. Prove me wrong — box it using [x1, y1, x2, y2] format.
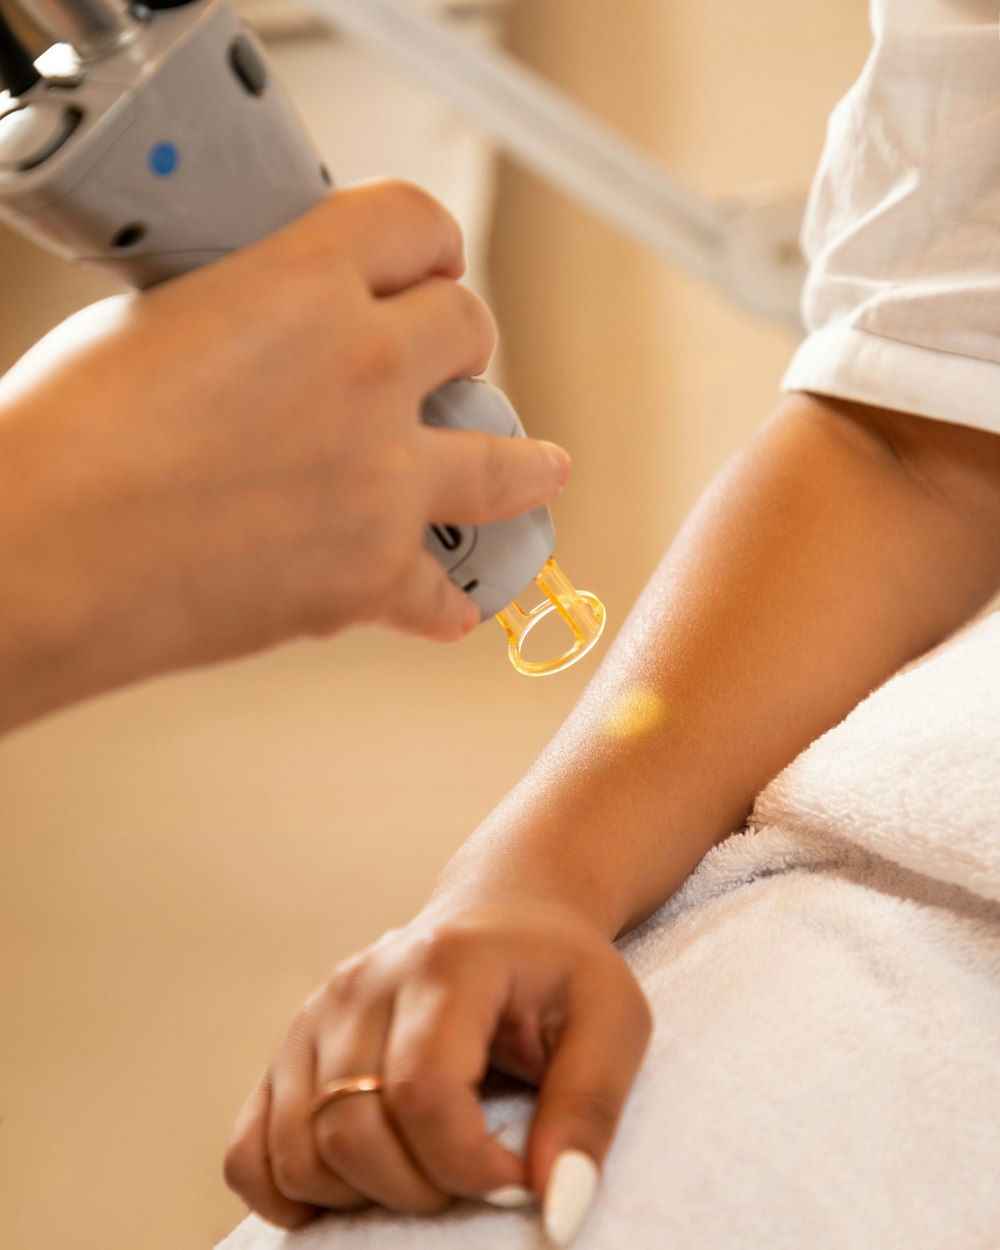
[0, 0, 605, 675]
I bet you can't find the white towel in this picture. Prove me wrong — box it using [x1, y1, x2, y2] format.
[220, 611, 1000, 1250]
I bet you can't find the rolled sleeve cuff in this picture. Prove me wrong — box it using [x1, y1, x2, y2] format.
[781, 326, 1000, 437]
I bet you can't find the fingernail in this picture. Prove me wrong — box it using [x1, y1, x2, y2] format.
[543, 1150, 599, 1247]
[483, 1184, 536, 1208]
[542, 442, 572, 493]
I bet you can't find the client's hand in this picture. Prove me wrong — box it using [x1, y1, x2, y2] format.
[224, 900, 651, 1242]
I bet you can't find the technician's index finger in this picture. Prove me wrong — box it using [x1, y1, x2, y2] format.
[422, 425, 571, 526]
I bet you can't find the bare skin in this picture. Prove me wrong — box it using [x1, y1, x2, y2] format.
[0, 180, 570, 735]
[225, 393, 1000, 1227]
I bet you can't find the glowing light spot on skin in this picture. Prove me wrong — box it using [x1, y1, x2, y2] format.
[600, 689, 668, 739]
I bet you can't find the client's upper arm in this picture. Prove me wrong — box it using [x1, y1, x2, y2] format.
[808, 394, 1000, 536]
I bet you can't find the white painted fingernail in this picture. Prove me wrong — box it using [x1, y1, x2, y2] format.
[543, 1150, 599, 1246]
[483, 1183, 536, 1208]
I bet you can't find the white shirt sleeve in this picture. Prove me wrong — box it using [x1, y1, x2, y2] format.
[781, 0, 1000, 434]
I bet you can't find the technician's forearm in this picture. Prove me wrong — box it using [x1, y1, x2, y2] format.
[435, 394, 1000, 937]
[0, 412, 136, 735]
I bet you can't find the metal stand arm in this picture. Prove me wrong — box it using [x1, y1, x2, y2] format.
[307, 0, 806, 327]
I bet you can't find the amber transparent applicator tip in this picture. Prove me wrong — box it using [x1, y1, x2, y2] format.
[495, 557, 606, 677]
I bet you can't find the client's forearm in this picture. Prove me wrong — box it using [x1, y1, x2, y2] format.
[435, 393, 1000, 937]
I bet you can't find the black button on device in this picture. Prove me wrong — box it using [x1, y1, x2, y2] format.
[229, 34, 268, 97]
[431, 525, 464, 553]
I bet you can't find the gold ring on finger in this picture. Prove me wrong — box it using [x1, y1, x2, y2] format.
[311, 1074, 383, 1118]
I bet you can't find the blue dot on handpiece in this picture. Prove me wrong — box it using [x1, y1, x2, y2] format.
[149, 141, 180, 177]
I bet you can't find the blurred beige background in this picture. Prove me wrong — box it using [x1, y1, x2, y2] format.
[0, 3, 871, 1248]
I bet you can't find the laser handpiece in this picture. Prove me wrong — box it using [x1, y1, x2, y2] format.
[0, 0, 605, 675]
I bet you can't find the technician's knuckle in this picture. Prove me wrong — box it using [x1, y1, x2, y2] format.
[373, 524, 418, 581]
[388, 179, 459, 240]
[345, 320, 407, 389]
[450, 282, 496, 352]
[254, 227, 342, 311]
[357, 546, 420, 629]
[427, 576, 465, 641]
[382, 177, 433, 210]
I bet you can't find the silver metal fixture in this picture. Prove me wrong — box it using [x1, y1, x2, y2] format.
[13, 0, 138, 60]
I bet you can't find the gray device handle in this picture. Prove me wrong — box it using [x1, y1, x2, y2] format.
[422, 380, 554, 619]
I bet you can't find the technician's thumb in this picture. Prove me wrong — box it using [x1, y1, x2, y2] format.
[528, 972, 652, 1246]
